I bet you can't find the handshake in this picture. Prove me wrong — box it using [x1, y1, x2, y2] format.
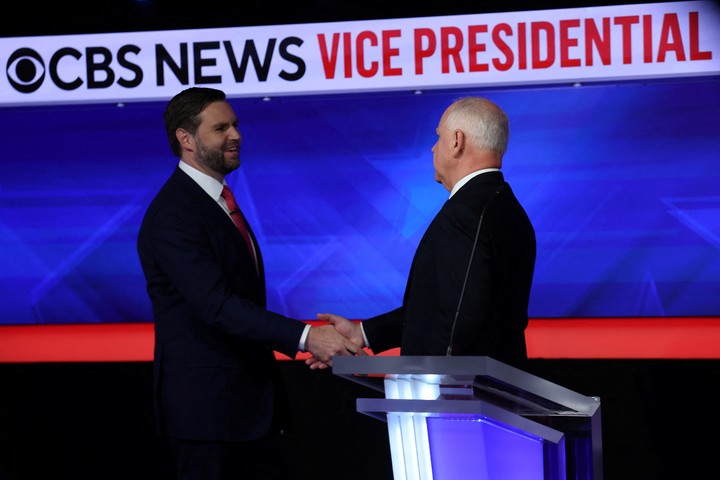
[304, 313, 368, 369]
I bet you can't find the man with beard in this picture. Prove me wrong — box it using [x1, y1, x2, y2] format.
[137, 87, 359, 480]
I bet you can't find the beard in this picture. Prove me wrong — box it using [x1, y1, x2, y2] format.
[196, 137, 239, 176]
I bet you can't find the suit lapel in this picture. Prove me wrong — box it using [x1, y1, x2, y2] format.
[172, 167, 265, 285]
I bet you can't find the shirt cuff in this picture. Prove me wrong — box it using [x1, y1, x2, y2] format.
[360, 322, 370, 349]
[298, 323, 311, 352]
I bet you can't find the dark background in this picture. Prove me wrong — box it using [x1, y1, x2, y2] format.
[2, 1, 675, 37]
[2, 359, 720, 480]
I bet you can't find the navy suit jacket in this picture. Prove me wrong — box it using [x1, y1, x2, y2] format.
[361, 171, 536, 369]
[137, 167, 305, 441]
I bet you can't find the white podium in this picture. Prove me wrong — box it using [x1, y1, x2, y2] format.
[332, 356, 602, 480]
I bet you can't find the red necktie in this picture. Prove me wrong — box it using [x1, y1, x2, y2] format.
[220, 185, 258, 272]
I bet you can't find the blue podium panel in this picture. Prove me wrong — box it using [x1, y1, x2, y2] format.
[427, 416, 546, 480]
[356, 398, 567, 480]
[334, 356, 601, 480]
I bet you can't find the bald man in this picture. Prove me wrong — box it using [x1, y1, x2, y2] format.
[312, 96, 536, 369]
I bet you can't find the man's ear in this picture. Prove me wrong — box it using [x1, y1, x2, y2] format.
[453, 129, 465, 154]
[176, 128, 194, 152]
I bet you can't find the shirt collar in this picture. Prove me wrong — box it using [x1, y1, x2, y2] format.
[449, 168, 500, 198]
[178, 160, 225, 201]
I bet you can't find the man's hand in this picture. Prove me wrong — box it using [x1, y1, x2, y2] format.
[305, 313, 366, 370]
[318, 313, 364, 347]
[305, 324, 360, 369]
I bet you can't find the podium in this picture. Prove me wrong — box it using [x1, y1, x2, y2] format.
[332, 356, 602, 480]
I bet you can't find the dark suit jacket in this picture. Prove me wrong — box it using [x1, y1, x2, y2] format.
[361, 171, 536, 369]
[137, 167, 305, 441]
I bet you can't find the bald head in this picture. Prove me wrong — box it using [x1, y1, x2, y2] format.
[445, 96, 509, 157]
[432, 96, 510, 192]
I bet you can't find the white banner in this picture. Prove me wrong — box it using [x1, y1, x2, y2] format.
[1, 1, 718, 106]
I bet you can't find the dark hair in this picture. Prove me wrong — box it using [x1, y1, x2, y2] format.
[163, 87, 227, 157]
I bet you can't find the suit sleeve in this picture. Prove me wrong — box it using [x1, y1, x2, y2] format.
[362, 307, 404, 354]
[143, 203, 305, 358]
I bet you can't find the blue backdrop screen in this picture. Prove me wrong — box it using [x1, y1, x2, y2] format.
[2, 78, 719, 325]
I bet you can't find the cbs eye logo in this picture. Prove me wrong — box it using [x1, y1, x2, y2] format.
[7, 48, 45, 93]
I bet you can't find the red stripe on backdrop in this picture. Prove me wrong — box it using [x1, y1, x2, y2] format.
[1, 317, 719, 363]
